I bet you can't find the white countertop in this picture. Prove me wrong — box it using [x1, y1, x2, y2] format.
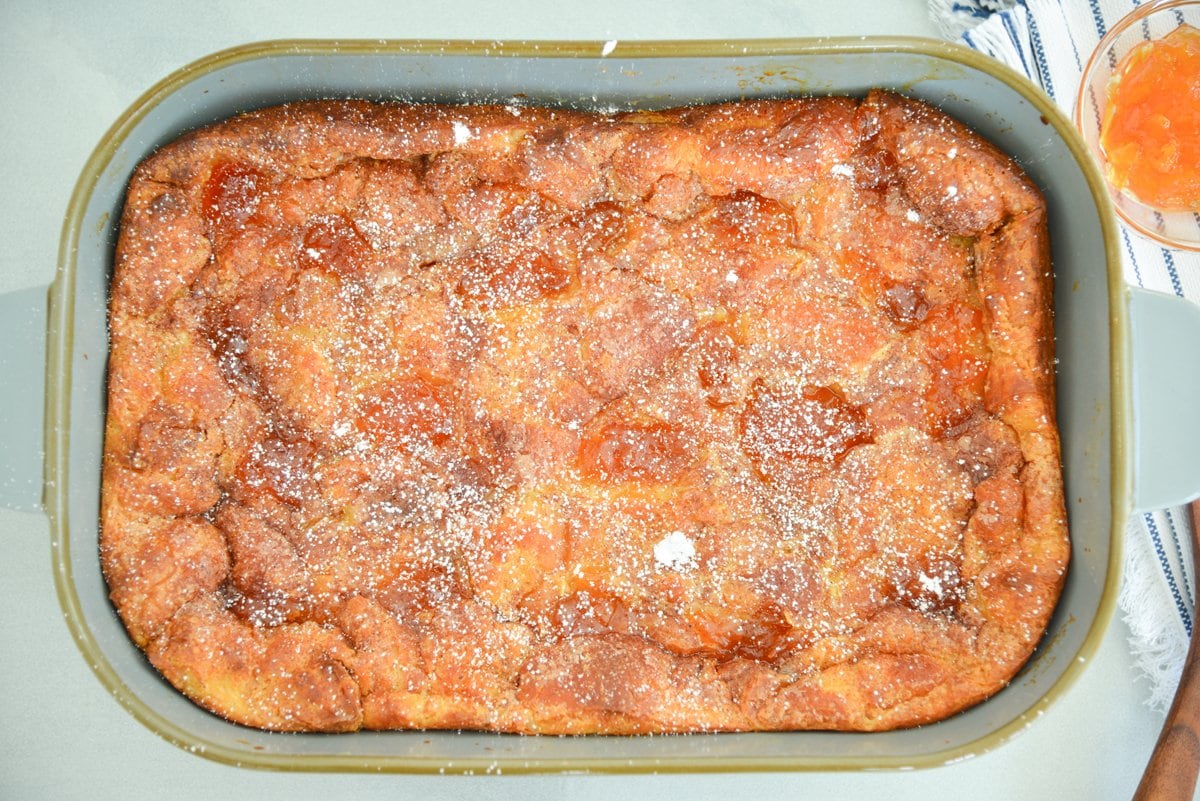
[0, 1, 1182, 798]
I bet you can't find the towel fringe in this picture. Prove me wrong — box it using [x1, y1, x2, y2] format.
[1120, 516, 1189, 712]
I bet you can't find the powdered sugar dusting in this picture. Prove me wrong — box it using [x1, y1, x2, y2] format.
[100, 93, 1063, 736]
[653, 531, 697, 571]
[452, 120, 473, 146]
[918, 571, 944, 597]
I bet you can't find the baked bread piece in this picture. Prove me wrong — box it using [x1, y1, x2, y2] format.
[101, 90, 1069, 733]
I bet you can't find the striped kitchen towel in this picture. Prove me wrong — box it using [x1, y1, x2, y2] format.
[929, 0, 1199, 712]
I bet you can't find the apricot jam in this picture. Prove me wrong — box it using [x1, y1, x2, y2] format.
[1100, 24, 1200, 211]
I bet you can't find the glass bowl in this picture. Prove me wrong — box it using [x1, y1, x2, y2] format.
[1075, 0, 1200, 251]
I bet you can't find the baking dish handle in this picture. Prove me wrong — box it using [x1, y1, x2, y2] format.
[1128, 286, 1200, 513]
[0, 285, 49, 514]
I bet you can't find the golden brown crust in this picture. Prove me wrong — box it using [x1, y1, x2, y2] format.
[101, 90, 1068, 733]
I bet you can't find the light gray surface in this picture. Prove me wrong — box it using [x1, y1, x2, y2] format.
[0, 1, 1183, 799]
[0, 287, 46, 512]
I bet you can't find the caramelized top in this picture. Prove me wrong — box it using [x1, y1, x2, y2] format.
[101, 93, 1067, 734]
[194, 127, 981, 659]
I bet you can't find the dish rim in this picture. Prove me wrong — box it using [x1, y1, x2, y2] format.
[46, 35, 1128, 774]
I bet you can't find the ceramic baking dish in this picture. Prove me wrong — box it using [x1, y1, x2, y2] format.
[39, 37, 1200, 773]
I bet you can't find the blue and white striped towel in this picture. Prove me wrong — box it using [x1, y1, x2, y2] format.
[930, 0, 1198, 712]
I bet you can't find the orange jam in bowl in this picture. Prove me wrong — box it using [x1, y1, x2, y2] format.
[1100, 23, 1200, 211]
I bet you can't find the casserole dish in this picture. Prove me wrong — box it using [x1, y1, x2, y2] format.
[40, 37, 1200, 772]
